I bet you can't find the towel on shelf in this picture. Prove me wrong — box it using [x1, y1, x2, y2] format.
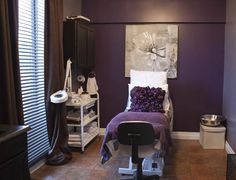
[87, 77, 98, 94]
[68, 141, 81, 146]
[84, 126, 97, 133]
[69, 137, 81, 142]
[90, 121, 98, 127]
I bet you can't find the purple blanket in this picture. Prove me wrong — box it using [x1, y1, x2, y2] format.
[100, 111, 171, 164]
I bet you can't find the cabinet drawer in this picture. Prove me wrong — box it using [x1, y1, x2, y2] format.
[0, 151, 30, 180]
[0, 133, 27, 164]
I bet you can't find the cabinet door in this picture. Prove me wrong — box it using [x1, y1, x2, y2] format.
[63, 21, 95, 69]
[87, 27, 95, 67]
[63, 21, 77, 68]
[77, 24, 88, 68]
[0, 151, 30, 180]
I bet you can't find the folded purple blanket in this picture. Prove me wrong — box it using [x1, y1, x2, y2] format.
[100, 111, 171, 163]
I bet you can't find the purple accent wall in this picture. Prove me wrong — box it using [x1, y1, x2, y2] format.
[93, 25, 128, 127]
[82, 0, 226, 131]
[83, 0, 225, 23]
[63, 0, 81, 20]
[171, 24, 224, 131]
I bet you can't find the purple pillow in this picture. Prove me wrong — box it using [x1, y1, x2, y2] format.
[130, 86, 166, 113]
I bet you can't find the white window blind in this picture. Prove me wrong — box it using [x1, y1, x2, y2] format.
[18, 0, 49, 166]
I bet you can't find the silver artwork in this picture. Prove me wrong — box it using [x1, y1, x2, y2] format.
[125, 24, 178, 78]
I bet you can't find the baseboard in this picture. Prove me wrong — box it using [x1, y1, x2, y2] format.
[171, 131, 200, 140]
[225, 141, 235, 154]
[30, 158, 46, 174]
[100, 129, 236, 154]
[100, 128, 200, 140]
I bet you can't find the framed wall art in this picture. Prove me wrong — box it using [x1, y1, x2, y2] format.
[125, 24, 178, 78]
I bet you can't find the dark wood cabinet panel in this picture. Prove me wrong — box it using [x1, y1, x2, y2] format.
[78, 24, 88, 67]
[63, 20, 95, 70]
[0, 125, 30, 180]
[0, 151, 30, 180]
[63, 21, 77, 68]
[87, 27, 95, 67]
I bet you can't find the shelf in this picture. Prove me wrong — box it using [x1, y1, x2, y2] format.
[67, 115, 98, 126]
[66, 114, 80, 121]
[84, 115, 98, 126]
[66, 98, 97, 108]
[66, 94, 100, 152]
[68, 128, 99, 148]
[83, 128, 99, 146]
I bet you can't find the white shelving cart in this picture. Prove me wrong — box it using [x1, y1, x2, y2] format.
[66, 95, 100, 152]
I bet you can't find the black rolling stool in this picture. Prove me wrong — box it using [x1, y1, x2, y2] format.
[118, 121, 159, 180]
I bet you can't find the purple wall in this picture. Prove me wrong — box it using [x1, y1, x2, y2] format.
[83, 0, 225, 23]
[63, 0, 81, 20]
[82, 0, 226, 131]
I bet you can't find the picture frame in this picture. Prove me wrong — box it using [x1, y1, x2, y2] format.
[125, 24, 178, 78]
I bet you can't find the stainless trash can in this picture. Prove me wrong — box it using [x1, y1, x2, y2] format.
[199, 124, 226, 149]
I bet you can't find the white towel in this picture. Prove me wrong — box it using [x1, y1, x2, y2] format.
[86, 77, 98, 94]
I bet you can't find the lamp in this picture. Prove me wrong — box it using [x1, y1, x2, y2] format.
[50, 59, 72, 103]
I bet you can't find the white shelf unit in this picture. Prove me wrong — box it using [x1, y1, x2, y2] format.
[66, 96, 100, 151]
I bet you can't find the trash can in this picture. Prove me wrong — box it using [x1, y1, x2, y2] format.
[199, 114, 226, 149]
[199, 124, 226, 149]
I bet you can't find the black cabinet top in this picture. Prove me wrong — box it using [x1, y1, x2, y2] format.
[0, 124, 30, 144]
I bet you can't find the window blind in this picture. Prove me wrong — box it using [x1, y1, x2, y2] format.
[18, 0, 49, 166]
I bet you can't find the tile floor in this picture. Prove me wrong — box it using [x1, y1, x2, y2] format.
[31, 137, 227, 180]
